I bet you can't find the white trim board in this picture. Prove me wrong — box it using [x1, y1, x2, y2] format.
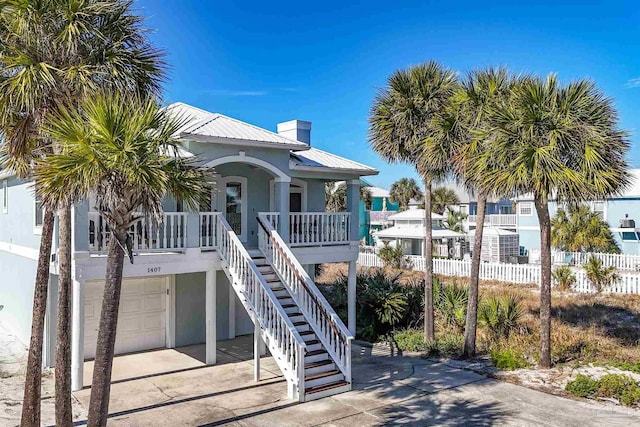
[0, 241, 39, 260]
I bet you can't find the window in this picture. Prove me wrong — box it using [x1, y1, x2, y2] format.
[226, 182, 243, 236]
[34, 195, 44, 228]
[592, 201, 605, 219]
[519, 202, 533, 216]
[2, 180, 7, 213]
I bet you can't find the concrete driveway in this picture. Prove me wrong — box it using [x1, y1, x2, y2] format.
[69, 336, 640, 426]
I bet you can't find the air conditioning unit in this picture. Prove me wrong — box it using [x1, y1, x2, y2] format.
[620, 219, 636, 228]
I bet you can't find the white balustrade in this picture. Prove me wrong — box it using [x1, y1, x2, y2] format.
[215, 213, 307, 400]
[258, 214, 352, 383]
[259, 212, 351, 247]
[357, 246, 640, 295]
[467, 214, 517, 227]
[88, 212, 187, 253]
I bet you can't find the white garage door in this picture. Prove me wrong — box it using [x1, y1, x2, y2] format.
[84, 276, 167, 359]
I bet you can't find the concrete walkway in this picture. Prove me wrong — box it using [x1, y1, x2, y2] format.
[67, 337, 640, 426]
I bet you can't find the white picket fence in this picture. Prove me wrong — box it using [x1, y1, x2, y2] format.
[552, 251, 640, 272]
[358, 247, 640, 294]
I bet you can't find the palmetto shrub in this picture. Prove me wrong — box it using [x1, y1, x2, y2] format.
[435, 280, 468, 331]
[478, 294, 524, 342]
[552, 266, 576, 291]
[378, 242, 412, 269]
[322, 270, 408, 341]
[584, 256, 621, 293]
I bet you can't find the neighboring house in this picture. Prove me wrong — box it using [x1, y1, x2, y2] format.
[373, 203, 466, 257]
[515, 169, 640, 257]
[0, 102, 377, 402]
[439, 182, 516, 232]
[362, 182, 399, 245]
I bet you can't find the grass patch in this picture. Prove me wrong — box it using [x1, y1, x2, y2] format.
[394, 329, 427, 352]
[565, 373, 640, 407]
[490, 349, 529, 370]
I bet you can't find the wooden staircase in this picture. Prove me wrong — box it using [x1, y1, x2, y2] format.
[250, 250, 351, 400]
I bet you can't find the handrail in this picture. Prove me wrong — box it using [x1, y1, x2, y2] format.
[214, 213, 306, 398]
[257, 214, 353, 381]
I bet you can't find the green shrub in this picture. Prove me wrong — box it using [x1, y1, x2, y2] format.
[565, 373, 640, 407]
[598, 374, 636, 399]
[610, 360, 640, 374]
[565, 374, 600, 398]
[478, 294, 523, 341]
[378, 242, 411, 269]
[435, 280, 468, 331]
[394, 329, 426, 352]
[490, 349, 529, 370]
[424, 333, 464, 358]
[552, 266, 576, 291]
[620, 387, 640, 407]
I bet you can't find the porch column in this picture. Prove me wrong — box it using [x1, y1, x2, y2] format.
[254, 323, 261, 381]
[274, 177, 291, 242]
[347, 260, 357, 335]
[205, 269, 216, 365]
[346, 179, 360, 242]
[71, 278, 85, 391]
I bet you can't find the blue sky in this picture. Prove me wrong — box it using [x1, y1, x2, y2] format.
[138, 0, 640, 188]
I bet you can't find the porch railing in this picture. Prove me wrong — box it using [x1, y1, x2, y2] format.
[88, 212, 187, 253]
[260, 212, 351, 247]
[467, 214, 517, 227]
[257, 214, 352, 383]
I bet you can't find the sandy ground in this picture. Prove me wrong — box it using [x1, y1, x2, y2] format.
[0, 321, 85, 427]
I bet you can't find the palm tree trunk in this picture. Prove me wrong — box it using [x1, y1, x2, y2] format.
[55, 204, 73, 426]
[423, 179, 435, 342]
[534, 196, 552, 369]
[87, 229, 126, 427]
[20, 208, 55, 427]
[462, 190, 488, 358]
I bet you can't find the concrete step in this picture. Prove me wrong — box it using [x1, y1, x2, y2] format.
[305, 370, 343, 388]
[305, 380, 350, 401]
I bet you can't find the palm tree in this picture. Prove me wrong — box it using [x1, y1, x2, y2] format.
[444, 210, 467, 233]
[369, 61, 457, 341]
[552, 204, 620, 253]
[452, 67, 513, 358]
[34, 93, 210, 427]
[470, 74, 630, 368]
[0, 2, 164, 425]
[431, 187, 460, 214]
[325, 182, 371, 212]
[584, 256, 621, 293]
[389, 177, 421, 210]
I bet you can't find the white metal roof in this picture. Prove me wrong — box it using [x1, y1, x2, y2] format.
[290, 147, 378, 176]
[166, 102, 310, 150]
[374, 225, 465, 240]
[388, 209, 446, 221]
[368, 186, 390, 198]
[472, 226, 518, 236]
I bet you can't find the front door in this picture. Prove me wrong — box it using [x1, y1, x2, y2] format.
[216, 176, 247, 241]
[290, 192, 302, 213]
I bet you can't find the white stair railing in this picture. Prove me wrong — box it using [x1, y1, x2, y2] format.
[213, 213, 307, 400]
[257, 214, 353, 383]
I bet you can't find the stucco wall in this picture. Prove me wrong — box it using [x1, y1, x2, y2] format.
[0, 251, 38, 345]
[0, 177, 42, 249]
[175, 272, 206, 347]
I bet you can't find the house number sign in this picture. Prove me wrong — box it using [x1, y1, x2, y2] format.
[147, 266, 161, 274]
